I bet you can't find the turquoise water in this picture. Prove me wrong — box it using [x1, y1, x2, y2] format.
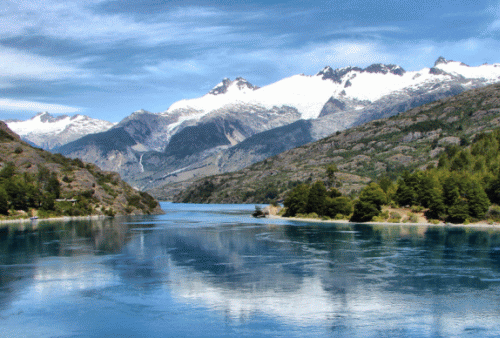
[1, 202, 500, 337]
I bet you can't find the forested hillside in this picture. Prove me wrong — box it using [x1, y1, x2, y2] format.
[282, 128, 500, 223]
[171, 83, 500, 204]
[0, 122, 162, 219]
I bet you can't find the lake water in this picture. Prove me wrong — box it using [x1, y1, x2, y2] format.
[2, 202, 500, 337]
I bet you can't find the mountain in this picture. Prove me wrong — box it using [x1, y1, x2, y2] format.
[5, 112, 115, 150]
[170, 82, 500, 203]
[58, 57, 500, 193]
[0, 121, 162, 217]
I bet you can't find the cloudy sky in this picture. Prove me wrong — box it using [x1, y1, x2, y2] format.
[1, 0, 500, 122]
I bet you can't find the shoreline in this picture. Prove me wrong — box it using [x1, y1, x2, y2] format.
[267, 215, 500, 229]
[0, 215, 109, 228]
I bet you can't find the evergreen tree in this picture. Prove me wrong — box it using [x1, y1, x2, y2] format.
[325, 196, 352, 218]
[447, 197, 469, 223]
[426, 186, 446, 220]
[395, 180, 415, 207]
[326, 164, 338, 187]
[359, 182, 387, 208]
[46, 172, 61, 199]
[306, 181, 327, 215]
[464, 178, 490, 219]
[0, 187, 8, 214]
[0, 162, 16, 179]
[350, 183, 386, 222]
[350, 200, 379, 222]
[284, 184, 310, 217]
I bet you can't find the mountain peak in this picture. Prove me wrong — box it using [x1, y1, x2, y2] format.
[208, 77, 257, 96]
[34, 112, 66, 123]
[434, 56, 450, 66]
[434, 56, 469, 68]
[317, 66, 363, 83]
[364, 63, 406, 76]
[317, 63, 405, 83]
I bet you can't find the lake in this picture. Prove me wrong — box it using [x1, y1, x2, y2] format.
[2, 202, 500, 337]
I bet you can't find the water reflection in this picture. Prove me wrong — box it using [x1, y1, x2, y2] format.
[1, 205, 500, 337]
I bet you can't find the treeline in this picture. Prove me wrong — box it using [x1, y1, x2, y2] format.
[0, 162, 61, 215]
[283, 128, 500, 223]
[0, 160, 104, 217]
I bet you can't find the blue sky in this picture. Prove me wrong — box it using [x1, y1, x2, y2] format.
[1, 0, 500, 122]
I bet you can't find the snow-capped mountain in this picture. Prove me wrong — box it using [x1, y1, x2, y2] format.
[57, 57, 500, 193]
[161, 57, 500, 123]
[5, 112, 115, 150]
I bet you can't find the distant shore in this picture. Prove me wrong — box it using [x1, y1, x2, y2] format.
[267, 215, 500, 229]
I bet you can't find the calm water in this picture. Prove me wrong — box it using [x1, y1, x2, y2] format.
[2, 203, 500, 337]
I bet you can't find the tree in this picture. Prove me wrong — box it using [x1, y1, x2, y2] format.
[426, 187, 445, 220]
[306, 181, 327, 215]
[284, 184, 310, 217]
[0, 162, 16, 179]
[463, 178, 490, 219]
[350, 183, 386, 222]
[350, 200, 379, 222]
[325, 196, 352, 218]
[46, 173, 61, 199]
[359, 182, 386, 208]
[395, 180, 415, 207]
[447, 197, 469, 223]
[0, 187, 8, 214]
[326, 164, 338, 187]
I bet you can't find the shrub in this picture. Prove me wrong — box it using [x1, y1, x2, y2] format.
[411, 205, 424, 212]
[408, 212, 419, 223]
[486, 205, 500, 221]
[389, 212, 402, 221]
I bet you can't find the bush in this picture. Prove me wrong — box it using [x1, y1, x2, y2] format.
[408, 212, 419, 223]
[411, 205, 424, 212]
[486, 205, 500, 221]
[389, 212, 402, 222]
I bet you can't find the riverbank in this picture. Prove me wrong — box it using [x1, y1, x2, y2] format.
[0, 215, 110, 229]
[268, 214, 500, 229]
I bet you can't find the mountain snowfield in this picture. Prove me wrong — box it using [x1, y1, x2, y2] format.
[160, 57, 500, 124]
[6, 112, 116, 150]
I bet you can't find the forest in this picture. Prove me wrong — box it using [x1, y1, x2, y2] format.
[283, 128, 500, 223]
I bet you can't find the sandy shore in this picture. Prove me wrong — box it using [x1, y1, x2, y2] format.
[267, 214, 500, 229]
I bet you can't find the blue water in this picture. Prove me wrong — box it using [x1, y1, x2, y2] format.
[2, 202, 500, 337]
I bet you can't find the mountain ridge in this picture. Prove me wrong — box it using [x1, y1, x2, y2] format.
[53, 57, 500, 193]
[6, 112, 115, 150]
[168, 82, 500, 203]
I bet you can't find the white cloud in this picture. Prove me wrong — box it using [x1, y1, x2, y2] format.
[0, 98, 81, 113]
[0, 1, 236, 46]
[0, 46, 81, 80]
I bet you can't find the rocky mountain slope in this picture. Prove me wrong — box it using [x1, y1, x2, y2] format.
[169, 82, 500, 203]
[0, 121, 162, 216]
[5, 112, 115, 150]
[59, 57, 500, 192]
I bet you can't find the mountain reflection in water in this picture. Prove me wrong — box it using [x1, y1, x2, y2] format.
[1, 203, 500, 337]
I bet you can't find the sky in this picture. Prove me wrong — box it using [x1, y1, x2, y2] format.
[1, 0, 500, 122]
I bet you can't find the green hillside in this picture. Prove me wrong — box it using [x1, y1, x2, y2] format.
[0, 122, 162, 220]
[172, 83, 500, 204]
